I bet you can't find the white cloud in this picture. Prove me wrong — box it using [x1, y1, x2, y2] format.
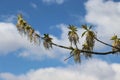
[30, 3, 37, 9]
[42, 0, 65, 5]
[84, 0, 120, 50]
[0, 59, 120, 80]
[0, 22, 74, 61]
[0, 23, 25, 54]
[1, 0, 120, 60]
[18, 24, 71, 60]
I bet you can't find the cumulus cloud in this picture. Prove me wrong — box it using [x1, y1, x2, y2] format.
[1, 0, 120, 61]
[0, 59, 120, 80]
[85, 0, 120, 50]
[0, 22, 76, 60]
[42, 0, 65, 5]
[18, 24, 71, 60]
[0, 23, 25, 54]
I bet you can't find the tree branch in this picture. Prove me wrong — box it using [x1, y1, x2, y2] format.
[16, 14, 120, 63]
[51, 42, 74, 50]
[81, 50, 118, 55]
[37, 34, 120, 56]
[51, 41, 119, 55]
[64, 54, 74, 61]
[64, 50, 118, 61]
[94, 37, 120, 51]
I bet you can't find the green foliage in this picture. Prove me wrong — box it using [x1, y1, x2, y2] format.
[16, 14, 40, 44]
[82, 43, 92, 59]
[68, 25, 79, 47]
[81, 25, 96, 59]
[43, 34, 53, 49]
[111, 35, 120, 53]
[111, 35, 117, 40]
[70, 48, 81, 63]
[16, 14, 120, 63]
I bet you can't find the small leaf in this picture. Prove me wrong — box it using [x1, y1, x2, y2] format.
[70, 50, 74, 55]
[89, 25, 93, 29]
[81, 31, 87, 37]
[111, 35, 117, 40]
[82, 25, 88, 30]
[68, 31, 71, 36]
[17, 14, 23, 20]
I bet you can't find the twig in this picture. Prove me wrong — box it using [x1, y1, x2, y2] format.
[95, 37, 120, 51]
[51, 42, 74, 50]
[64, 54, 74, 61]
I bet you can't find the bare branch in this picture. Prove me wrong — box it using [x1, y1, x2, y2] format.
[81, 50, 118, 55]
[95, 37, 120, 51]
[51, 42, 74, 50]
[64, 54, 74, 61]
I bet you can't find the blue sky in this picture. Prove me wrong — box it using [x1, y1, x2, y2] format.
[0, 0, 120, 80]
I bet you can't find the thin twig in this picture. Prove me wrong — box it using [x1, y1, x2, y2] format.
[64, 54, 74, 61]
[51, 42, 74, 50]
[95, 37, 120, 51]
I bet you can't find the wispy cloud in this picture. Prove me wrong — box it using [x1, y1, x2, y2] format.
[17, 10, 30, 18]
[42, 0, 65, 5]
[0, 15, 16, 23]
[30, 2, 38, 9]
[0, 59, 120, 80]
